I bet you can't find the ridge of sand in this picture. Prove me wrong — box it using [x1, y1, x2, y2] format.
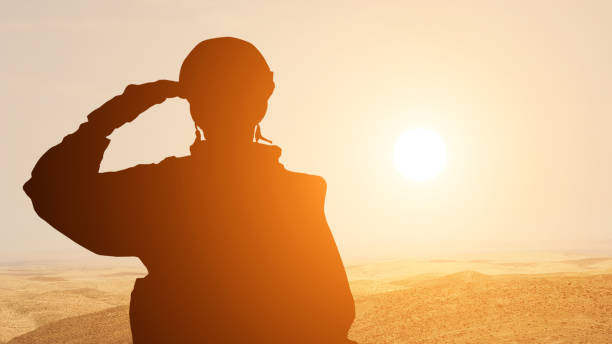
[4, 271, 612, 344]
[2, 254, 612, 343]
[0, 266, 140, 342]
[348, 272, 612, 343]
[7, 306, 130, 344]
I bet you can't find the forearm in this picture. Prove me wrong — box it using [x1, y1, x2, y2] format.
[21, 81, 175, 256]
[23, 83, 170, 226]
[86, 82, 169, 137]
[26, 82, 168, 185]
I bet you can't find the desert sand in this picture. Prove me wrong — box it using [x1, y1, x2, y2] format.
[2, 253, 612, 343]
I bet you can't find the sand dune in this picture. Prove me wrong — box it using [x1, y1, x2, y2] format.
[2, 254, 612, 343]
[349, 271, 612, 343]
[0, 264, 142, 342]
[7, 306, 130, 344]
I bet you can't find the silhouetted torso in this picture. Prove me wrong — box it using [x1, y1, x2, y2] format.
[23, 83, 355, 343]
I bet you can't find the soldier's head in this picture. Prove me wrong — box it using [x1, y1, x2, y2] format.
[179, 37, 275, 144]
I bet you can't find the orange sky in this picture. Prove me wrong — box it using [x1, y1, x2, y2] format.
[3, 0, 612, 263]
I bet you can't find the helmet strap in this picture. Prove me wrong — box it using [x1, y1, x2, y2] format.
[255, 124, 272, 144]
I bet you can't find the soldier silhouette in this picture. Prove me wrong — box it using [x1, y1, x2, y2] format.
[23, 37, 356, 343]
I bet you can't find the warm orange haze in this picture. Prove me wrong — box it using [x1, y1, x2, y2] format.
[3, 0, 612, 343]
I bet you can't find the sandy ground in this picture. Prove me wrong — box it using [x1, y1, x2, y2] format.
[1, 253, 612, 343]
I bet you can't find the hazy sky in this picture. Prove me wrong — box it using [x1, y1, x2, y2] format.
[2, 0, 612, 263]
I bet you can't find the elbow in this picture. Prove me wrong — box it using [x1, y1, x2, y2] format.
[23, 176, 51, 220]
[23, 179, 31, 197]
[23, 177, 38, 201]
[23, 176, 55, 218]
[23, 176, 114, 257]
[23, 176, 49, 206]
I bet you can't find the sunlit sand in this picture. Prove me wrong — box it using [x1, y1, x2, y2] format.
[2, 252, 612, 343]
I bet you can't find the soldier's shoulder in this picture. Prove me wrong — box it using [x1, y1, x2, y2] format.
[282, 169, 327, 194]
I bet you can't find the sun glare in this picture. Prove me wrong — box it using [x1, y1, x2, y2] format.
[394, 128, 447, 182]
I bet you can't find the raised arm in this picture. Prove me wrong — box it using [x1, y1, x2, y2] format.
[23, 80, 181, 256]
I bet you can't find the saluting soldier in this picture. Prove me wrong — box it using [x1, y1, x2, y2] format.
[23, 37, 356, 343]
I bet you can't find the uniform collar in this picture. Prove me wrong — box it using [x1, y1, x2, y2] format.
[189, 139, 282, 165]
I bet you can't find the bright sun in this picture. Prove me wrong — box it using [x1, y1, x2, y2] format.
[393, 128, 447, 182]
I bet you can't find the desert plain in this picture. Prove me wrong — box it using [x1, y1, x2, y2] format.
[1, 252, 612, 343]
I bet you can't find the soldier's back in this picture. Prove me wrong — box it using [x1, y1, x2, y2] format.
[129, 142, 355, 343]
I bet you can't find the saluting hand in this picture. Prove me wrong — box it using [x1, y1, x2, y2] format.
[124, 79, 185, 101]
[87, 80, 187, 131]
